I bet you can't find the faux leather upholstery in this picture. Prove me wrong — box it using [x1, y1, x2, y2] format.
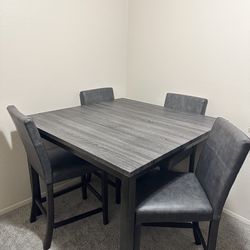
[136, 118, 250, 224]
[164, 93, 208, 115]
[7, 105, 91, 184]
[136, 171, 213, 224]
[80, 87, 114, 105]
[48, 147, 93, 183]
[7, 105, 51, 182]
[196, 118, 250, 220]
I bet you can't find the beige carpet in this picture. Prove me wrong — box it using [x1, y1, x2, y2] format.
[0, 180, 250, 250]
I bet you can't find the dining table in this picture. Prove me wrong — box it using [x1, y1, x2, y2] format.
[31, 98, 215, 250]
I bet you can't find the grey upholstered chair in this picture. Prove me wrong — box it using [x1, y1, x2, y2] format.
[164, 93, 208, 115]
[161, 93, 208, 172]
[80, 87, 114, 105]
[7, 106, 108, 250]
[135, 118, 250, 250]
[80, 87, 121, 204]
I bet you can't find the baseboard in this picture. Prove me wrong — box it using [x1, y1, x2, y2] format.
[0, 178, 80, 217]
[0, 197, 32, 216]
[1, 184, 250, 228]
[223, 208, 250, 226]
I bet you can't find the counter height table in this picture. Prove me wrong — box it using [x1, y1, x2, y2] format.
[31, 98, 215, 250]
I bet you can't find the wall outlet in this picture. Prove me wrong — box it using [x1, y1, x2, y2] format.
[248, 128, 250, 134]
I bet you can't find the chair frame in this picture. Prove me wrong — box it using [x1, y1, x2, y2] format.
[134, 220, 219, 250]
[7, 105, 109, 250]
[29, 162, 108, 249]
[134, 118, 250, 250]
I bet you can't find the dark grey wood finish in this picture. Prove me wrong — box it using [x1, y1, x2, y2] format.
[32, 98, 215, 178]
[120, 176, 136, 250]
[31, 98, 215, 250]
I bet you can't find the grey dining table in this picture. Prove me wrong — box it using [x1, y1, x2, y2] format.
[31, 98, 215, 250]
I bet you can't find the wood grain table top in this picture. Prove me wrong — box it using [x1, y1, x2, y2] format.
[31, 98, 215, 177]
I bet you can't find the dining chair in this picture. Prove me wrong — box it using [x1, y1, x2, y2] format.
[134, 117, 250, 250]
[164, 92, 208, 115]
[80, 87, 114, 105]
[79, 87, 121, 204]
[7, 105, 109, 250]
[161, 92, 208, 172]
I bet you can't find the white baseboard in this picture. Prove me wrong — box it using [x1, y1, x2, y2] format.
[223, 208, 250, 226]
[0, 197, 32, 216]
[1, 184, 250, 228]
[0, 178, 79, 217]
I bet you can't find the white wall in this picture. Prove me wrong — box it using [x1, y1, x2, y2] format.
[0, 0, 128, 213]
[127, 0, 250, 220]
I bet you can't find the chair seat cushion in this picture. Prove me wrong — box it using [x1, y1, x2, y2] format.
[48, 147, 93, 183]
[136, 171, 213, 224]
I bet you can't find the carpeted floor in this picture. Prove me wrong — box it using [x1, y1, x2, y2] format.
[0, 180, 250, 250]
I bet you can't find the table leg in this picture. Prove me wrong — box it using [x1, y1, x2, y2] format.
[120, 176, 136, 250]
[189, 145, 197, 172]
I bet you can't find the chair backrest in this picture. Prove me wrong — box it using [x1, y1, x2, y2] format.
[7, 106, 52, 184]
[164, 93, 208, 115]
[196, 118, 250, 220]
[80, 87, 114, 105]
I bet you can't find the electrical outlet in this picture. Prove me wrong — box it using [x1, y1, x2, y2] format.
[248, 128, 250, 134]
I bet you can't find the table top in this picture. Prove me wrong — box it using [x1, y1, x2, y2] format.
[31, 98, 215, 177]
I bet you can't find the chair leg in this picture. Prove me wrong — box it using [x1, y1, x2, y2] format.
[81, 174, 87, 200]
[29, 164, 42, 223]
[101, 172, 109, 225]
[207, 220, 220, 250]
[115, 177, 121, 204]
[43, 184, 54, 250]
[86, 173, 92, 183]
[134, 224, 141, 250]
[192, 222, 201, 245]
